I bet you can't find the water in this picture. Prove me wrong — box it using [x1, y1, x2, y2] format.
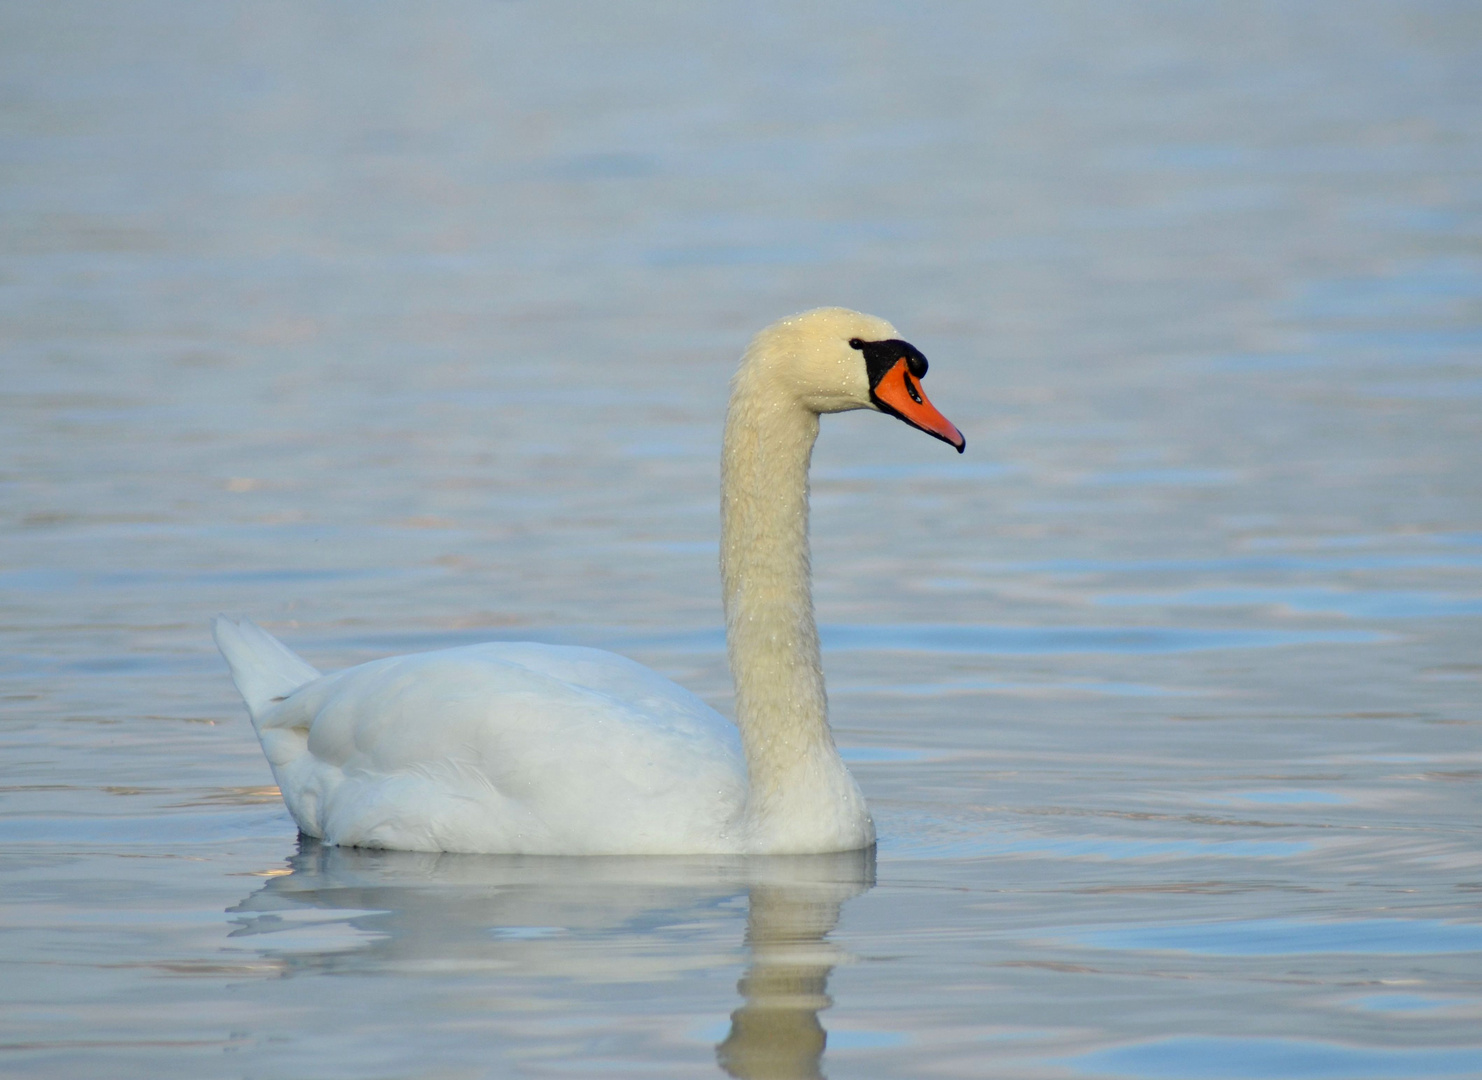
[2, 2, 1480, 1077]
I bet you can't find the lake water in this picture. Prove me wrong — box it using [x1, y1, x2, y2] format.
[3, 3, 1480, 1077]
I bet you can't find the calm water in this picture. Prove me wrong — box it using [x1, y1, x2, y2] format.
[3, 3, 1481, 1077]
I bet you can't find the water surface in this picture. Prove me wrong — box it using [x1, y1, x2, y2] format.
[2, 3, 1480, 1077]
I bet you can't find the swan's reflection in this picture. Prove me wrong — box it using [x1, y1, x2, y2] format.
[229, 839, 874, 1077]
[715, 856, 872, 1079]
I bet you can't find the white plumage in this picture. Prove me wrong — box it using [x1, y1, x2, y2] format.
[215, 626, 746, 853]
[215, 308, 964, 855]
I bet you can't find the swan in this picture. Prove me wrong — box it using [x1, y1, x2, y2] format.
[214, 307, 965, 855]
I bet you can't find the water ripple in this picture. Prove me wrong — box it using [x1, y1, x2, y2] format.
[1074, 919, 1482, 956]
[1068, 1037, 1482, 1079]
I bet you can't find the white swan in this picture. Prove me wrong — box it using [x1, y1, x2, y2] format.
[215, 307, 965, 855]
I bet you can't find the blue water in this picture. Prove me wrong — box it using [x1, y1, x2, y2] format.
[3, 3, 1480, 1079]
[1070, 1039, 1482, 1080]
[1074, 920, 1482, 957]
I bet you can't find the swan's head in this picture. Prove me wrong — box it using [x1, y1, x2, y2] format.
[742, 307, 965, 453]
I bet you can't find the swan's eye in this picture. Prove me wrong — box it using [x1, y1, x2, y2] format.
[848, 338, 864, 350]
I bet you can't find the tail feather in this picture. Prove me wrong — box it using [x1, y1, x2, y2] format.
[212, 615, 321, 723]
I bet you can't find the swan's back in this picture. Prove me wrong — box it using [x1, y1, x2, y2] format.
[216, 619, 747, 855]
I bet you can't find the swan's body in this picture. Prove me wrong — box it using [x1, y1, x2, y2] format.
[213, 629, 751, 853]
[216, 308, 964, 855]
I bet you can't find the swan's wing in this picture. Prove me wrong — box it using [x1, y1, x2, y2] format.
[469, 642, 736, 743]
[255, 643, 746, 854]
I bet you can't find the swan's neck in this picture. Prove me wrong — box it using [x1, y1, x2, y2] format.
[721, 366, 873, 853]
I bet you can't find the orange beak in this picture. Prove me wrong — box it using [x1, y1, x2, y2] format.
[871, 358, 966, 453]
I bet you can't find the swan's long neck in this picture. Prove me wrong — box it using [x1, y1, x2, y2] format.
[720, 354, 874, 853]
